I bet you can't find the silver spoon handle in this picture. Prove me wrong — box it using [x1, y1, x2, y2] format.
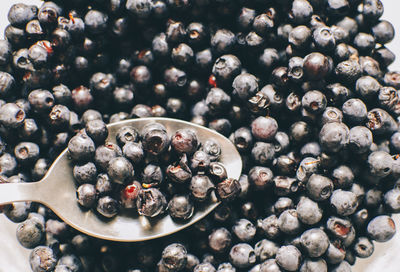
[0, 182, 46, 205]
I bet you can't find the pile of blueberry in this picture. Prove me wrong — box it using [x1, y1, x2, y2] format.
[0, 0, 400, 271]
[69, 121, 239, 219]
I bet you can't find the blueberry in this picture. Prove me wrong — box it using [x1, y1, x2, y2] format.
[353, 237, 374, 258]
[363, 0, 384, 22]
[48, 105, 71, 130]
[142, 124, 170, 155]
[342, 98, 368, 124]
[366, 108, 398, 135]
[71, 86, 93, 112]
[232, 73, 258, 101]
[123, 142, 144, 165]
[278, 209, 302, 235]
[168, 194, 193, 221]
[212, 54, 241, 86]
[4, 201, 31, 222]
[164, 66, 187, 90]
[161, 243, 187, 271]
[384, 188, 400, 212]
[206, 88, 231, 115]
[191, 150, 211, 173]
[289, 25, 311, 50]
[194, 262, 216, 272]
[348, 126, 373, 154]
[259, 259, 281, 272]
[299, 258, 327, 272]
[300, 228, 329, 257]
[229, 243, 256, 269]
[306, 174, 334, 202]
[330, 189, 358, 216]
[0, 40, 12, 66]
[107, 156, 134, 184]
[232, 218, 256, 242]
[329, 261, 351, 272]
[0, 72, 15, 98]
[136, 188, 166, 217]
[29, 246, 57, 272]
[303, 52, 330, 81]
[335, 59, 362, 83]
[237, 7, 256, 31]
[56, 254, 83, 272]
[249, 166, 273, 191]
[208, 227, 232, 253]
[8, 3, 37, 27]
[76, 184, 97, 208]
[367, 215, 396, 242]
[251, 142, 275, 165]
[209, 118, 232, 136]
[94, 143, 122, 171]
[28, 89, 55, 114]
[289, 121, 311, 144]
[171, 129, 198, 155]
[96, 196, 119, 218]
[275, 245, 301, 271]
[367, 151, 393, 177]
[217, 262, 236, 272]
[68, 133, 95, 162]
[14, 141, 39, 164]
[0, 103, 25, 128]
[190, 175, 215, 202]
[254, 239, 278, 262]
[201, 139, 221, 161]
[186, 254, 200, 271]
[16, 218, 45, 249]
[84, 10, 108, 34]
[290, 0, 313, 24]
[73, 162, 97, 184]
[296, 196, 323, 225]
[319, 122, 349, 153]
[142, 164, 163, 187]
[371, 20, 394, 45]
[300, 142, 321, 158]
[216, 178, 241, 202]
[120, 181, 141, 209]
[354, 32, 376, 54]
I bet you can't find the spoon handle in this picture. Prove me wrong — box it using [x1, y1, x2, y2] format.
[0, 182, 46, 205]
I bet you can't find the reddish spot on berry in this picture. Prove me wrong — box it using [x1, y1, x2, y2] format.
[123, 184, 139, 199]
[334, 223, 350, 236]
[69, 12, 75, 24]
[208, 75, 217, 88]
[42, 42, 53, 54]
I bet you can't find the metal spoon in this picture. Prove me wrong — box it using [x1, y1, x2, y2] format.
[0, 117, 242, 242]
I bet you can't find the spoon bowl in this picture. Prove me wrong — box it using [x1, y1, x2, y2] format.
[0, 118, 242, 242]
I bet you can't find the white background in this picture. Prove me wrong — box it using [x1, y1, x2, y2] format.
[1, 0, 400, 271]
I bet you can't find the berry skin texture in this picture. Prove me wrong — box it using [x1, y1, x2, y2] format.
[171, 129, 198, 154]
[330, 189, 359, 216]
[367, 151, 393, 177]
[161, 243, 187, 271]
[16, 219, 44, 249]
[29, 246, 57, 272]
[275, 245, 302, 271]
[229, 243, 256, 269]
[67, 133, 95, 162]
[300, 228, 330, 257]
[367, 215, 396, 242]
[251, 116, 278, 141]
[319, 122, 349, 153]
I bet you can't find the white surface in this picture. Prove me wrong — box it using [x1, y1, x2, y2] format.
[1, 0, 400, 271]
